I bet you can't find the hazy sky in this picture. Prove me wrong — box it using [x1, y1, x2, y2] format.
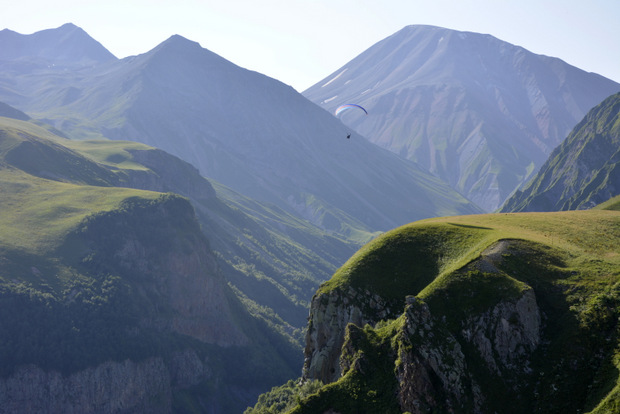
[2, 0, 619, 91]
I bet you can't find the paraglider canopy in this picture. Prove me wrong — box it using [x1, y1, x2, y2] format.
[335, 104, 368, 117]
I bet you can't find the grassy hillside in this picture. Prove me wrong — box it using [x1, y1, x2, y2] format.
[260, 208, 620, 413]
[0, 116, 360, 343]
[0, 117, 302, 412]
[0, 118, 160, 260]
[595, 194, 620, 211]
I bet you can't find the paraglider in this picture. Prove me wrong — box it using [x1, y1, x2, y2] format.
[335, 104, 367, 139]
[335, 104, 368, 117]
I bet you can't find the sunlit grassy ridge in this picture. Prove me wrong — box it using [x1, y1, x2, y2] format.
[0, 119, 161, 256]
[321, 210, 619, 300]
[0, 170, 158, 254]
[60, 138, 154, 171]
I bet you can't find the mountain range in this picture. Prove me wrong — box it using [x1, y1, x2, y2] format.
[303, 25, 620, 211]
[0, 24, 481, 240]
[1, 22, 619, 414]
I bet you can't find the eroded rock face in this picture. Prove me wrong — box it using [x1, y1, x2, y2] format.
[77, 195, 249, 347]
[302, 264, 541, 413]
[462, 288, 540, 375]
[0, 358, 170, 414]
[0, 349, 211, 414]
[396, 301, 483, 414]
[395, 287, 540, 413]
[0, 195, 246, 411]
[302, 286, 396, 383]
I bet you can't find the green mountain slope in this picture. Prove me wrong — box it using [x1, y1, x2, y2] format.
[255, 209, 620, 413]
[0, 117, 300, 412]
[0, 115, 359, 338]
[43, 123, 360, 338]
[502, 92, 620, 212]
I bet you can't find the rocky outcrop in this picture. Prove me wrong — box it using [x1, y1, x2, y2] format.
[0, 359, 171, 414]
[302, 286, 397, 383]
[302, 248, 542, 413]
[462, 288, 540, 375]
[396, 300, 483, 414]
[326, 287, 541, 414]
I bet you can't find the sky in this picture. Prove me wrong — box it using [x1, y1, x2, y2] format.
[1, 0, 619, 92]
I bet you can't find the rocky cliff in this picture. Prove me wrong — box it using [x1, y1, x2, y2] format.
[70, 193, 249, 347]
[0, 349, 213, 414]
[303, 243, 542, 413]
[302, 286, 400, 383]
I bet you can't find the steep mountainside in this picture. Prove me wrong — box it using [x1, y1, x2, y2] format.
[265, 209, 620, 414]
[59, 129, 359, 335]
[303, 25, 620, 212]
[0, 117, 299, 412]
[501, 92, 620, 212]
[0, 25, 482, 238]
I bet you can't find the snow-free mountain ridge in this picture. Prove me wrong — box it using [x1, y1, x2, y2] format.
[304, 25, 620, 211]
[0, 25, 482, 237]
[0, 23, 116, 67]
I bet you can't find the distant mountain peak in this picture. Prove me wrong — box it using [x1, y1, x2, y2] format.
[152, 34, 204, 54]
[58, 22, 79, 30]
[304, 25, 620, 212]
[140, 32, 234, 74]
[0, 22, 116, 66]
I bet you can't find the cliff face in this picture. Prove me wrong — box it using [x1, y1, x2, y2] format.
[301, 239, 547, 413]
[304, 285, 541, 413]
[0, 358, 171, 414]
[302, 286, 399, 383]
[0, 350, 210, 414]
[72, 193, 248, 347]
[393, 289, 540, 413]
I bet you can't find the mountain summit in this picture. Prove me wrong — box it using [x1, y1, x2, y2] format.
[304, 25, 620, 211]
[0, 23, 116, 67]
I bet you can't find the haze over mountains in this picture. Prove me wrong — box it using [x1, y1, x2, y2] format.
[0, 23, 480, 239]
[1, 21, 620, 413]
[304, 25, 620, 211]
